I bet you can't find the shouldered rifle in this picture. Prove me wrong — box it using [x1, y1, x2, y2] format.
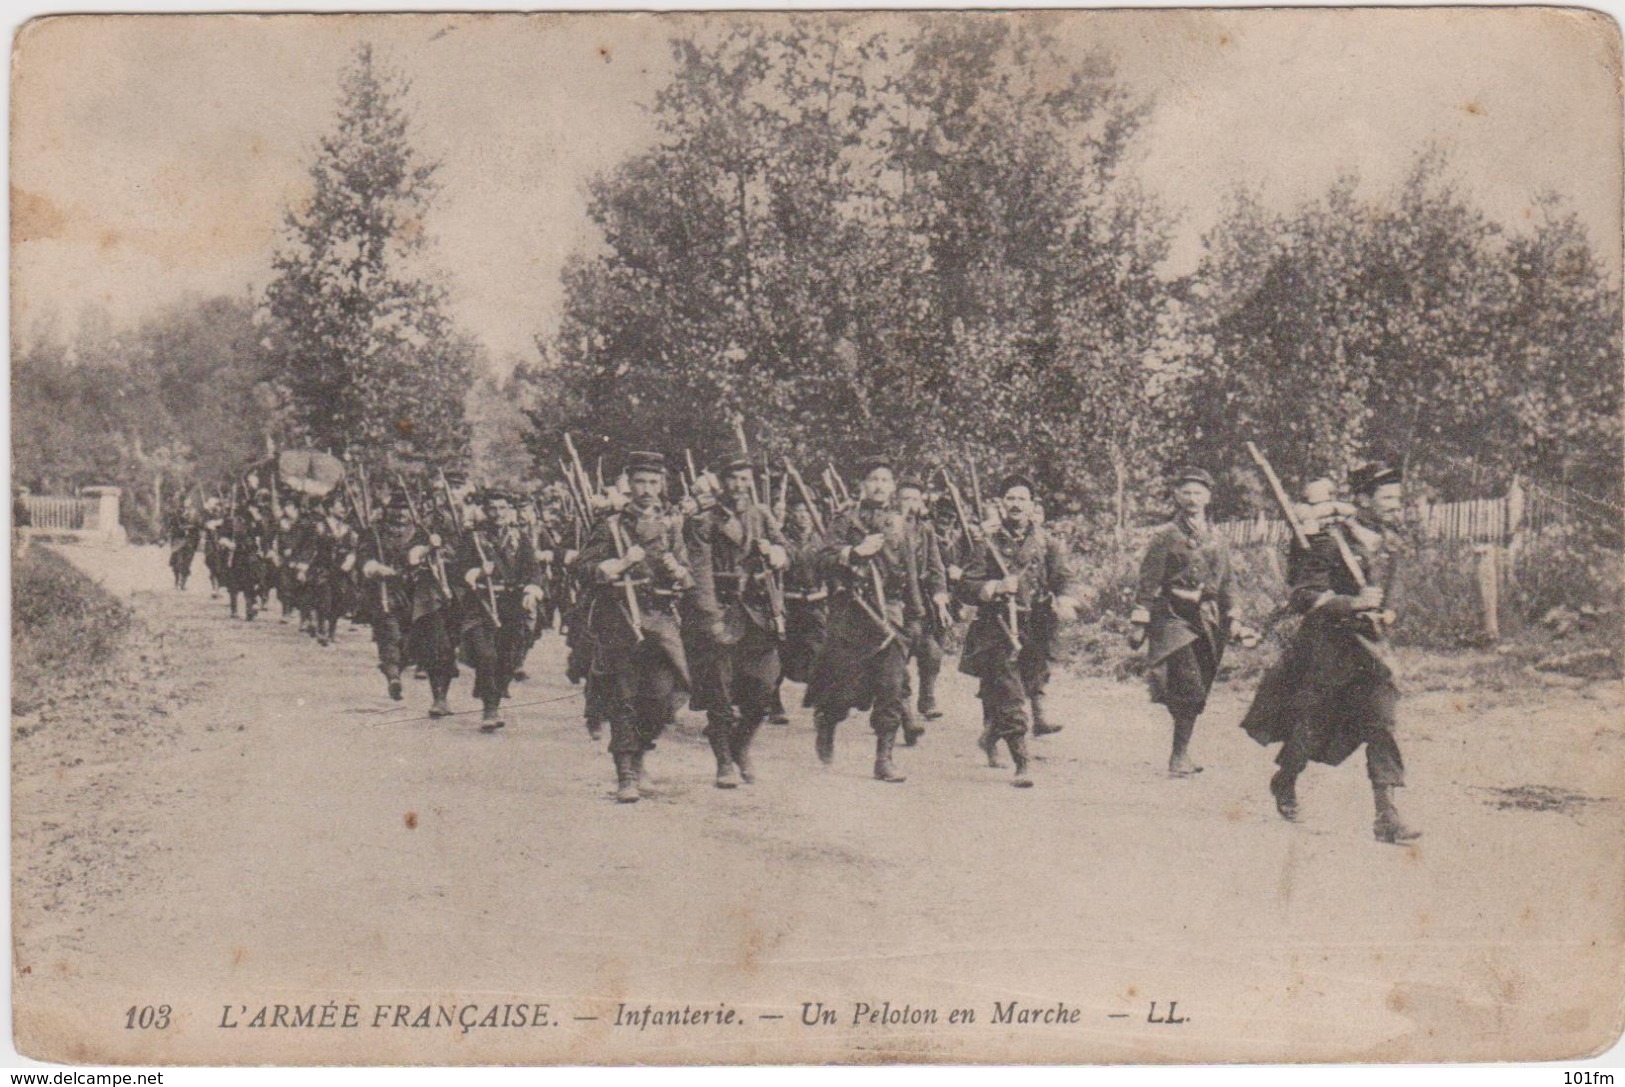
[782, 459, 826, 535]
[606, 514, 644, 643]
[438, 467, 500, 628]
[1244, 441, 1365, 588]
[947, 473, 1018, 652]
[731, 417, 785, 637]
[397, 472, 452, 600]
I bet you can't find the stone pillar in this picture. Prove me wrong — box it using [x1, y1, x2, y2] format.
[80, 486, 126, 545]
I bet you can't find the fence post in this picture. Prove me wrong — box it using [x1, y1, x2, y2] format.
[1474, 543, 1500, 643]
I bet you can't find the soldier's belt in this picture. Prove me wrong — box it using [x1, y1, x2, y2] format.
[783, 588, 828, 602]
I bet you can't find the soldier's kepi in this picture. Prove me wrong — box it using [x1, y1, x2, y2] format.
[955, 474, 1080, 787]
[1240, 460, 1421, 845]
[574, 451, 697, 804]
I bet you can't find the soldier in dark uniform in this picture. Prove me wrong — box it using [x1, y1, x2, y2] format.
[775, 485, 828, 716]
[201, 497, 227, 597]
[166, 501, 201, 589]
[1130, 467, 1241, 776]
[894, 480, 948, 746]
[956, 475, 1081, 787]
[405, 496, 464, 719]
[358, 492, 417, 700]
[806, 453, 942, 784]
[219, 501, 267, 621]
[1240, 463, 1420, 845]
[457, 489, 545, 732]
[300, 497, 358, 646]
[686, 457, 790, 787]
[575, 452, 697, 804]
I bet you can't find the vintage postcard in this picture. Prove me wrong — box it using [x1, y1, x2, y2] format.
[9, 8, 1624, 1067]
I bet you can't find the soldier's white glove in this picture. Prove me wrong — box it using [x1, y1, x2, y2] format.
[622, 544, 646, 566]
[537, 550, 555, 564]
[522, 584, 545, 606]
[1053, 595, 1079, 623]
[765, 544, 788, 570]
[564, 549, 578, 565]
[364, 560, 397, 579]
[464, 568, 483, 589]
[340, 554, 356, 573]
[852, 533, 886, 559]
[220, 538, 236, 551]
[1354, 586, 1385, 611]
[947, 564, 963, 581]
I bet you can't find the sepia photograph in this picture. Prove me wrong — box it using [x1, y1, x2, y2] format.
[7, 7, 1624, 1069]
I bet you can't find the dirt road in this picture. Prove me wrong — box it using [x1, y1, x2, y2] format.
[13, 544, 1624, 1064]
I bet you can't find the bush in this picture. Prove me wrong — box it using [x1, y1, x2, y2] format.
[12, 547, 132, 715]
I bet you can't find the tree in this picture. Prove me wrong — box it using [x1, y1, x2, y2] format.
[264, 43, 472, 465]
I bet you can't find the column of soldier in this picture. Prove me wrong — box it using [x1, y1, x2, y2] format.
[164, 440, 1419, 846]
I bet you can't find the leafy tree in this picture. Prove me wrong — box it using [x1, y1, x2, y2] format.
[263, 42, 472, 465]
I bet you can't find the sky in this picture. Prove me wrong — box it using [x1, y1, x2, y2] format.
[10, 9, 1622, 365]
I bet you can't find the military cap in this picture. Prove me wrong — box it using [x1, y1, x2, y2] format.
[386, 491, 411, 511]
[1349, 461, 1403, 495]
[719, 455, 754, 476]
[933, 494, 959, 515]
[1171, 467, 1215, 490]
[998, 473, 1038, 498]
[444, 470, 470, 488]
[896, 478, 926, 494]
[784, 485, 810, 509]
[855, 452, 895, 478]
[478, 487, 515, 506]
[624, 451, 666, 475]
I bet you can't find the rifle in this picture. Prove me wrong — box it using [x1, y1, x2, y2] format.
[731, 416, 786, 638]
[1244, 441, 1364, 586]
[949, 467, 1014, 653]
[567, 433, 643, 642]
[438, 467, 500, 629]
[351, 468, 391, 618]
[782, 459, 826, 535]
[395, 472, 452, 600]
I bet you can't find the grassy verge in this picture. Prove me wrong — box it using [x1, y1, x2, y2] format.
[12, 546, 132, 716]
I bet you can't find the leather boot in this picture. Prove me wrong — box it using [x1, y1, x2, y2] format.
[900, 702, 924, 747]
[480, 699, 505, 732]
[1373, 785, 1421, 844]
[977, 706, 1005, 767]
[767, 688, 790, 726]
[814, 712, 837, 766]
[917, 671, 943, 721]
[873, 729, 907, 783]
[614, 753, 640, 804]
[731, 718, 761, 784]
[1030, 693, 1062, 736]
[585, 717, 603, 741]
[1168, 715, 1202, 776]
[709, 729, 741, 789]
[428, 680, 452, 719]
[385, 668, 403, 702]
[1270, 768, 1299, 822]
[631, 749, 648, 795]
[1008, 732, 1034, 788]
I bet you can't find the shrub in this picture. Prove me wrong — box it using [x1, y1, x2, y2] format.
[12, 547, 132, 715]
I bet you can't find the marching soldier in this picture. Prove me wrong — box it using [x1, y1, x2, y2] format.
[686, 456, 790, 787]
[358, 492, 417, 700]
[774, 485, 828, 718]
[457, 489, 545, 732]
[1240, 462, 1421, 845]
[894, 480, 947, 745]
[575, 452, 697, 804]
[956, 475, 1081, 787]
[201, 497, 227, 598]
[806, 453, 944, 784]
[219, 499, 267, 621]
[166, 500, 201, 590]
[299, 496, 358, 647]
[1129, 467, 1243, 776]
[405, 495, 465, 719]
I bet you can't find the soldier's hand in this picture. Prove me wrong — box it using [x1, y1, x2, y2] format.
[765, 543, 789, 570]
[1354, 586, 1385, 611]
[375, 563, 397, 578]
[709, 619, 727, 641]
[947, 564, 963, 581]
[1053, 596, 1078, 624]
[564, 549, 578, 565]
[853, 533, 886, 558]
[537, 550, 554, 564]
[1127, 623, 1147, 650]
[622, 544, 646, 566]
[464, 568, 483, 589]
[1000, 575, 1021, 597]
